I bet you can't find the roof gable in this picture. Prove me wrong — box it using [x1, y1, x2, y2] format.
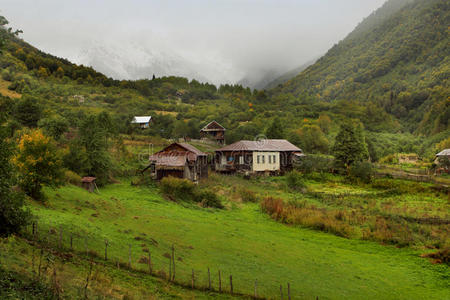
[132, 116, 152, 124]
[201, 121, 226, 131]
[436, 149, 450, 156]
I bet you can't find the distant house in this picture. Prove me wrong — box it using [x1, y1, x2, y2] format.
[147, 143, 208, 181]
[200, 121, 226, 145]
[398, 153, 419, 164]
[131, 116, 152, 129]
[214, 139, 304, 174]
[435, 149, 450, 171]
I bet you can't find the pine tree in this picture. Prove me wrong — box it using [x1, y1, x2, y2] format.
[266, 117, 285, 139]
[332, 121, 368, 172]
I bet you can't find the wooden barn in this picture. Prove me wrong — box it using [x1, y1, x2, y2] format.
[200, 121, 226, 145]
[147, 143, 208, 181]
[214, 139, 304, 175]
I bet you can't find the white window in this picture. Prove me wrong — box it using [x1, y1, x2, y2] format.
[269, 155, 272, 164]
[262, 155, 265, 164]
[239, 156, 244, 164]
[257, 155, 260, 164]
[273, 155, 276, 164]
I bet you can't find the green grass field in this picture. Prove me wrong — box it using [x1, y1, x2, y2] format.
[21, 175, 449, 300]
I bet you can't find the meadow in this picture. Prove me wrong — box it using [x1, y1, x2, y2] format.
[20, 174, 450, 299]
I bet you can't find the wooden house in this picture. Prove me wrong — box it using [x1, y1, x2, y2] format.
[200, 121, 226, 144]
[147, 143, 208, 181]
[435, 149, 450, 172]
[81, 177, 97, 193]
[131, 116, 152, 129]
[214, 139, 304, 175]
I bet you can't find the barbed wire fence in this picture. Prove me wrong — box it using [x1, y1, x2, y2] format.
[22, 221, 302, 300]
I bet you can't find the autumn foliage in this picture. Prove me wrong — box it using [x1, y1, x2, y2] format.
[14, 129, 64, 200]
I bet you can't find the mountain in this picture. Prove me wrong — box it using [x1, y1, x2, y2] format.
[263, 58, 318, 90]
[271, 0, 449, 135]
[76, 40, 235, 85]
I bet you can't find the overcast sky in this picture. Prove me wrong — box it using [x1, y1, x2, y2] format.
[1, 0, 386, 85]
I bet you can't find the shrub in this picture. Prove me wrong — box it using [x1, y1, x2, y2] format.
[160, 177, 196, 202]
[349, 161, 373, 183]
[238, 187, 258, 203]
[65, 170, 81, 186]
[160, 176, 223, 208]
[198, 190, 224, 209]
[286, 171, 306, 191]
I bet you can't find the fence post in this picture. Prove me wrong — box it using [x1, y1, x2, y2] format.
[230, 275, 233, 294]
[58, 227, 62, 249]
[254, 279, 257, 298]
[191, 269, 195, 289]
[280, 284, 283, 299]
[32, 222, 36, 237]
[169, 253, 172, 281]
[288, 283, 291, 300]
[172, 244, 175, 281]
[208, 267, 211, 290]
[148, 252, 152, 274]
[128, 245, 132, 269]
[218, 270, 222, 292]
[104, 240, 108, 261]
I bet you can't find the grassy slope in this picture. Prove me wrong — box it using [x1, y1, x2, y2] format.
[27, 179, 449, 299]
[0, 237, 235, 299]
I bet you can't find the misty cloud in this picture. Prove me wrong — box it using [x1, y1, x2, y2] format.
[2, 0, 386, 87]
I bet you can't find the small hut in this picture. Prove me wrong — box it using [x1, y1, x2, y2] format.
[131, 116, 152, 129]
[200, 121, 226, 145]
[81, 177, 97, 193]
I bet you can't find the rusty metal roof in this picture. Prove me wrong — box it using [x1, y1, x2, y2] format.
[216, 140, 302, 152]
[81, 176, 96, 183]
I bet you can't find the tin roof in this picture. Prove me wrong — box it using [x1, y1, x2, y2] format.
[436, 149, 450, 156]
[216, 139, 302, 152]
[81, 176, 96, 183]
[131, 116, 152, 124]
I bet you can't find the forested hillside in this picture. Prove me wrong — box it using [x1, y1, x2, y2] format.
[0, 0, 448, 168]
[272, 0, 449, 135]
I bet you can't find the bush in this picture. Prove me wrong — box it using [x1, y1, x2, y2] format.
[160, 177, 223, 208]
[238, 187, 258, 203]
[65, 170, 81, 186]
[349, 161, 373, 183]
[198, 190, 223, 209]
[160, 177, 196, 202]
[286, 171, 306, 191]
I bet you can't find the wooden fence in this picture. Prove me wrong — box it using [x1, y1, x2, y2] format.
[22, 221, 304, 300]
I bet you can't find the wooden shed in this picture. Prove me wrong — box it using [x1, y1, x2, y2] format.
[200, 121, 226, 145]
[147, 143, 208, 181]
[81, 177, 97, 193]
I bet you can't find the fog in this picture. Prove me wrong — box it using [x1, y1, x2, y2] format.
[2, 0, 386, 87]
